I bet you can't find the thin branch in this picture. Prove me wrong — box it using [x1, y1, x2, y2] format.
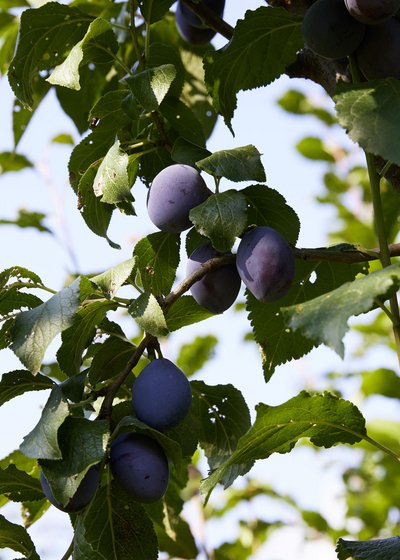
[293, 243, 400, 263]
[180, 0, 234, 40]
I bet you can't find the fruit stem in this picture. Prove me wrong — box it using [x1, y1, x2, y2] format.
[365, 151, 400, 364]
[60, 539, 73, 560]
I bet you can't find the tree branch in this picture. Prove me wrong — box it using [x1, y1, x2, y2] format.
[180, 0, 234, 39]
[293, 243, 400, 263]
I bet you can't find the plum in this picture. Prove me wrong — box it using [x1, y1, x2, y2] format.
[302, 0, 366, 59]
[40, 464, 99, 513]
[344, 0, 400, 24]
[187, 243, 241, 313]
[132, 358, 192, 430]
[110, 433, 169, 503]
[356, 18, 400, 79]
[147, 164, 210, 232]
[175, 0, 225, 44]
[236, 226, 295, 303]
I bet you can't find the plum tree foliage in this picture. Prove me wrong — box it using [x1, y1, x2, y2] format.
[1, 0, 400, 559]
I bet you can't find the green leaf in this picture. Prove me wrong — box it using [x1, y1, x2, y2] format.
[161, 96, 206, 146]
[129, 293, 169, 337]
[192, 381, 251, 473]
[243, 184, 300, 244]
[76, 163, 121, 249]
[89, 337, 136, 385]
[0, 266, 43, 288]
[334, 79, 400, 165]
[0, 465, 43, 502]
[177, 334, 218, 377]
[0, 514, 40, 559]
[51, 133, 74, 144]
[336, 536, 400, 560]
[0, 13, 19, 76]
[125, 64, 177, 111]
[57, 299, 117, 377]
[40, 417, 109, 506]
[165, 295, 214, 331]
[47, 17, 118, 91]
[91, 258, 136, 297]
[204, 6, 303, 129]
[20, 385, 69, 460]
[361, 369, 400, 399]
[133, 232, 180, 296]
[189, 190, 248, 252]
[138, 0, 175, 23]
[248, 259, 368, 380]
[11, 277, 82, 374]
[0, 151, 32, 174]
[0, 209, 51, 233]
[92, 140, 135, 213]
[283, 262, 400, 358]
[197, 145, 266, 182]
[0, 370, 53, 407]
[73, 484, 158, 560]
[277, 89, 336, 126]
[201, 391, 366, 499]
[171, 138, 211, 166]
[13, 78, 50, 147]
[0, 290, 42, 317]
[296, 136, 336, 162]
[8, 2, 93, 107]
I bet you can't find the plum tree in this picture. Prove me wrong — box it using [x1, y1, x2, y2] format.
[147, 164, 211, 232]
[186, 243, 241, 313]
[40, 465, 100, 513]
[109, 433, 169, 503]
[355, 18, 400, 79]
[132, 358, 192, 430]
[344, 0, 400, 24]
[302, 0, 366, 59]
[176, 0, 225, 29]
[175, 0, 225, 44]
[236, 226, 295, 303]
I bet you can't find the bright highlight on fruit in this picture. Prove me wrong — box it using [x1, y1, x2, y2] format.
[147, 164, 210, 233]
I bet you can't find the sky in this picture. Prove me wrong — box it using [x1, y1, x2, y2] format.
[0, 1, 399, 559]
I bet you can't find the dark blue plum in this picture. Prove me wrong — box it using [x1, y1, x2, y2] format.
[132, 358, 192, 430]
[345, 0, 400, 24]
[187, 243, 241, 313]
[236, 226, 295, 303]
[110, 433, 169, 503]
[147, 164, 210, 232]
[356, 18, 400, 79]
[176, 0, 225, 44]
[40, 465, 99, 513]
[176, 0, 225, 29]
[302, 0, 365, 59]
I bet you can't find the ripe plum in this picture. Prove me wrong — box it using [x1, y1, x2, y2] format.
[147, 164, 210, 232]
[356, 18, 400, 79]
[132, 358, 192, 430]
[40, 465, 99, 513]
[302, 0, 365, 59]
[187, 243, 241, 313]
[110, 433, 169, 503]
[176, 0, 225, 29]
[344, 0, 400, 24]
[236, 226, 295, 303]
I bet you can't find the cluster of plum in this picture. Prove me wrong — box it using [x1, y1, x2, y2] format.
[302, 0, 400, 79]
[175, 0, 225, 44]
[40, 358, 192, 510]
[147, 163, 295, 311]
